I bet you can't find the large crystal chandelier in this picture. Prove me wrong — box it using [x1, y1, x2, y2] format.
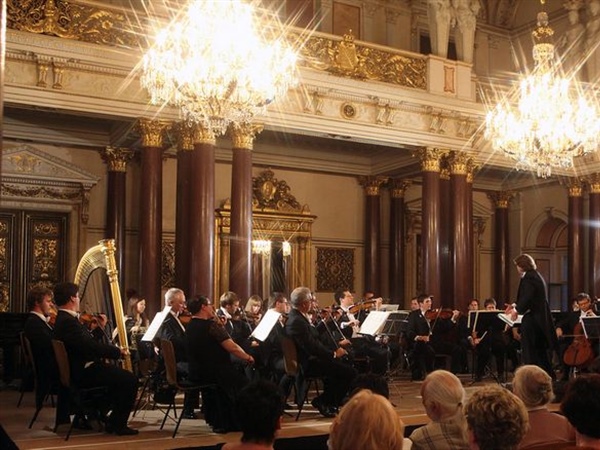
[140, 0, 298, 135]
[485, 1, 600, 178]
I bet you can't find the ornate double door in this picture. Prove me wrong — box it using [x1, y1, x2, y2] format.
[0, 209, 68, 312]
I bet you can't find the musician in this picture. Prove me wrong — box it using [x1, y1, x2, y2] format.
[285, 287, 357, 417]
[52, 282, 138, 435]
[428, 303, 466, 375]
[556, 292, 597, 380]
[186, 295, 253, 433]
[406, 293, 435, 381]
[157, 287, 197, 419]
[257, 293, 290, 384]
[22, 286, 70, 428]
[506, 254, 557, 378]
[244, 295, 263, 329]
[217, 291, 252, 346]
[472, 298, 509, 382]
[334, 289, 389, 375]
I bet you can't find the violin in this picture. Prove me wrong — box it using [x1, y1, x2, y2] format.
[79, 312, 107, 329]
[179, 310, 193, 326]
[47, 303, 58, 327]
[348, 300, 377, 315]
[424, 308, 457, 321]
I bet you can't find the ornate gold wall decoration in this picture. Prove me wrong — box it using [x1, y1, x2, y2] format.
[291, 30, 427, 90]
[161, 240, 175, 289]
[252, 168, 305, 212]
[316, 247, 355, 292]
[7, 0, 139, 47]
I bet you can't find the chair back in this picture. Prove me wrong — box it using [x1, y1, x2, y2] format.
[280, 335, 299, 377]
[51, 340, 71, 388]
[160, 339, 178, 387]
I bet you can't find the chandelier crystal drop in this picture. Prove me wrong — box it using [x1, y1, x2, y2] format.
[141, 0, 298, 135]
[485, 7, 600, 178]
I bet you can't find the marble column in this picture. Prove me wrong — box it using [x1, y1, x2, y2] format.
[174, 122, 194, 295]
[588, 175, 600, 299]
[229, 123, 262, 302]
[136, 118, 168, 318]
[439, 165, 452, 306]
[358, 176, 388, 294]
[100, 147, 133, 291]
[189, 125, 216, 299]
[418, 148, 445, 300]
[388, 179, 411, 304]
[449, 152, 470, 309]
[567, 179, 585, 299]
[487, 191, 514, 305]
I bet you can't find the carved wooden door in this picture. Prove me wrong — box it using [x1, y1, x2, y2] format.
[0, 210, 68, 312]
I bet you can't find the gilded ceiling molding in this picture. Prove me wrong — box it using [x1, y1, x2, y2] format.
[100, 147, 133, 172]
[487, 191, 515, 209]
[388, 179, 412, 198]
[136, 119, 170, 148]
[358, 175, 389, 196]
[291, 30, 427, 89]
[7, 0, 140, 47]
[230, 123, 264, 150]
[414, 147, 447, 173]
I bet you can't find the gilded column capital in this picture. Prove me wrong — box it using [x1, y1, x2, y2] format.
[136, 118, 170, 148]
[100, 147, 134, 172]
[173, 122, 195, 151]
[564, 177, 584, 197]
[413, 147, 447, 173]
[388, 178, 412, 198]
[230, 123, 264, 150]
[487, 191, 515, 209]
[448, 151, 470, 176]
[440, 167, 450, 181]
[466, 160, 478, 183]
[585, 174, 600, 194]
[358, 176, 389, 196]
[192, 123, 216, 146]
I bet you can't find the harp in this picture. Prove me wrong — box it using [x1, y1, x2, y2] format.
[74, 239, 132, 372]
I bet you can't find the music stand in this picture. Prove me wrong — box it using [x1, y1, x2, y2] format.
[380, 310, 410, 337]
[468, 311, 506, 384]
[581, 317, 600, 357]
[141, 306, 171, 342]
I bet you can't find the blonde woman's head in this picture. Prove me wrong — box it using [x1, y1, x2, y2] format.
[512, 364, 554, 408]
[328, 390, 404, 450]
[421, 370, 466, 420]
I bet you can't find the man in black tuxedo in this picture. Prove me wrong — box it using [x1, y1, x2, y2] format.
[506, 253, 557, 378]
[22, 286, 70, 428]
[406, 293, 435, 381]
[285, 287, 356, 417]
[52, 282, 138, 435]
[157, 287, 198, 418]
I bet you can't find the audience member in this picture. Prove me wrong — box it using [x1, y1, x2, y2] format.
[561, 374, 600, 449]
[465, 385, 528, 450]
[409, 370, 468, 450]
[329, 389, 404, 450]
[222, 379, 284, 450]
[513, 365, 575, 448]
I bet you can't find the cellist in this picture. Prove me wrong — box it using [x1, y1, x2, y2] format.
[556, 292, 597, 380]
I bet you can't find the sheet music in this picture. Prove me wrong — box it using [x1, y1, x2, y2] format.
[497, 312, 523, 327]
[359, 311, 390, 336]
[250, 309, 281, 342]
[142, 306, 171, 342]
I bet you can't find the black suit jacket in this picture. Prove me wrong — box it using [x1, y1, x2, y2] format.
[52, 310, 121, 383]
[516, 269, 557, 350]
[285, 308, 333, 368]
[23, 314, 57, 376]
[407, 310, 431, 343]
[158, 313, 188, 362]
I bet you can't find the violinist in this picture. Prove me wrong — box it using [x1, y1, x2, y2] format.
[428, 304, 466, 375]
[22, 286, 70, 429]
[157, 287, 197, 419]
[406, 294, 435, 381]
[217, 291, 251, 346]
[52, 282, 138, 435]
[556, 292, 597, 380]
[334, 289, 389, 375]
[244, 295, 263, 329]
[285, 287, 357, 417]
[472, 298, 509, 382]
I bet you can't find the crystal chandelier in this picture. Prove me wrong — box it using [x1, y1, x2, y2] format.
[140, 0, 298, 135]
[485, 1, 600, 178]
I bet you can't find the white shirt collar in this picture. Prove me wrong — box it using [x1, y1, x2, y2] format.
[30, 311, 49, 323]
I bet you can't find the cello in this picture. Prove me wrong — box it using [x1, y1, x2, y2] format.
[563, 321, 595, 368]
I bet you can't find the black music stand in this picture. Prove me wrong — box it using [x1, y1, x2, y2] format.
[380, 311, 410, 338]
[581, 316, 600, 357]
[468, 311, 506, 384]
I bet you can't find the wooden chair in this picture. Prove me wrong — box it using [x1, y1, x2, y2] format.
[50, 340, 107, 440]
[20, 333, 54, 428]
[159, 339, 216, 438]
[280, 335, 322, 421]
[16, 332, 34, 408]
